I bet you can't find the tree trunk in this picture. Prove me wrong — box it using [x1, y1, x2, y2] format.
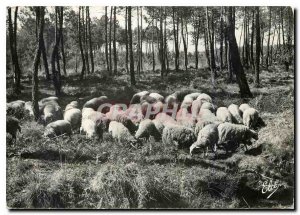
[105, 7, 109, 73]
[137, 7, 140, 75]
[113, 6, 117, 74]
[160, 7, 165, 77]
[152, 17, 155, 72]
[60, 7, 67, 76]
[125, 7, 129, 72]
[109, 6, 112, 75]
[204, 24, 210, 68]
[172, 7, 179, 71]
[128, 7, 136, 85]
[270, 22, 277, 66]
[220, 7, 224, 70]
[195, 17, 200, 69]
[8, 7, 22, 94]
[227, 6, 253, 98]
[266, 7, 272, 69]
[140, 7, 143, 72]
[280, 8, 285, 47]
[255, 7, 261, 87]
[206, 7, 216, 84]
[164, 8, 169, 74]
[250, 8, 255, 69]
[78, 7, 85, 80]
[32, 7, 45, 120]
[87, 6, 94, 73]
[181, 16, 188, 71]
[83, 7, 90, 74]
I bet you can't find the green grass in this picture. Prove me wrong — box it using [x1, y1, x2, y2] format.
[6, 65, 295, 209]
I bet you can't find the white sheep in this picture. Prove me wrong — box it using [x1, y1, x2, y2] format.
[7, 100, 25, 118]
[130, 91, 150, 104]
[184, 92, 201, 100]
[125, 104, 144, 125]
[165, 93, 178, 108]
[196, 93, 212, 103]
[190, 124, 219, 155]
[152, 119, 165, 135]
[198, 109, 218, 121]
[200, 102, 216, 113]
[228, 104, 243, 124]
[216, 107, 233, 123]
[181, 96, 193, 109]
[239, 103, 251, 113]
[64, 108, 82, 130]
[218, 122, 258, 152]
[108, 121, 137, 144]
[44, 120, 72, 138]
[149, 93, 164, 102]
[155, 113, 178, 126]
[24, 101, 34, 117]
[243, 108, 259, 128]
[65, 101, 79, 112]
[42, 102, 63, 125]
[40, 96, 59, 104]
[191, 99, 203, 117]
[162, 124, 196, 149]
[135, 119, 161, 141]
[83, 96, 108, 111]
[6, 116, 21, 141]
[115, 113, 137, 135]
[176, 108, 196, 129]
[106, 104, 126, 121]
[80, 118, 104, 139]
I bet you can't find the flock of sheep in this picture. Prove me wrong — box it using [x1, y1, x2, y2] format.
[6, 90, 263, 156]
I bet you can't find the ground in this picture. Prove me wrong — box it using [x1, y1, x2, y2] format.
[6, 65, 294, 209]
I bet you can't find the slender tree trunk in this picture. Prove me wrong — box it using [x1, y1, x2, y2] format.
[270, 22, 277, 66]
[220, 7, 224, 70]
[32, 7, 45, 121]
[181, 17, 188, 71]
[128, 7, 135, 85]
[266, 7, 272, 69]
[109, 6, 112, 75]
[152, 17, 155, 72]
[250, 8, 255, 69]
[125, 7, 129, 72]
[164, 8, 169, 74]
[160, 7, 165, 77]
[204, 24, 210, 68]
[255, 7, 261, 87]
[206, 7, 216, 84]
[140, 7, 143, 72]
[60, 7, 67, 76]
[84, 7, 90, 74]
[87, 6, 94, 73]
[195, 17, 200, 69]
[137, 7, 140, 75]
[78, 7, 85, 80]
[280, 8, 285, 47]
[113, 6, 117, 74]
[227, 6, 252, 98]
[105, 7, 109, 73]
[172, 7, 179, 71]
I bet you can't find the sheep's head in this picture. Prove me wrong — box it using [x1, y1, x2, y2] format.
[44, 113, 54, 125]
[44, 127, 55, 138]
[190, 140, 206, 155]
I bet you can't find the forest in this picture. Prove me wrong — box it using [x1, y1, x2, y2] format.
[6, 6, 294, 209]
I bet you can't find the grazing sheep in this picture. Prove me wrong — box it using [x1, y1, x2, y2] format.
[24, 101, 34, 117]
[82, 108, 109, 131]
[83, 96, 108, 111]
[130, 91, 150, 104]
[216, 107, 233, 123]
[196, 93, 212, 103]
[218, 122, 258, 152]
[42, 102, 63, 125]
[7, 100, 25, 119]
[64, 108, 82, 130]
[239, 103, 251, 113]
[44, 120, 72, 138]
[181, 96, 193, 110]
[140, 94, 157, 104]
[115, 113, 137, 135]
[194, 119, 221, 137]
[149, 93, 164, 102]
[152, 119, 165, 135]
[228, 104, 243, 124]
[162, 124, 196, 149]
[190, 124, 219, 155]
[184, 92, 201, 100]
[165, 93, 178, 108]
[191, 99, 203, 117]
[80, 119, 104, 139]
[106, 105, 126, 121]
[39, 97, 59, 105]
[155, 113, 177, 126]
[198, 109, 218, 121]
[6, 116, 21, 141]
[173, 90, 193, 102]
[200, 102, 216, 113]
[176, 108, 196, 129]
[151, 101, 164, 117]
[243, 108, 259, 128]
[126, 104, 144, 125]
[65, 101, 79, 112]
[135, 119, 161, 141]
[108, 121, 137, 144]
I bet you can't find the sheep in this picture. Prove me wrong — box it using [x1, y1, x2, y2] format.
[44, 120, 72, 138]
[216, 107, 233, 123]
[106, 104, 126, 121]
[108, 121, 138, 145]
[24, 101, 34, 117]
[126, 104, 144, 125]
[196, 93, 213, 103]
[65, 101, 79, 112]
[155, 113, 178, 126]
[191, 99, 203, 117]
[190, 124, 219, 155]
[165, 93, 178, 108]
[135, 119, 161, 141]
[130, 91, 150, 104]
[80, 118, 104, 139]
[7, 100, 25, 119]
[243, 108, 259, 128]
[184, 92, 201, 101]
[162, 124, 196, 149]
[228, 104, 243, 124]
[83, 96, 108, 111]
[152, 119, 165, 135]
[173, 90, 193, 102]
[63, 108, 82, 130]
[42, 102, 63, 125]
[39, 96, 59, 105]
[140, 94, 157, 104]
[217, 122, 258, 152]
[176, 108, 196, 129]
[181, 96, 193, 110]
[151, 101, 164, 116]
[239, 103, 251, 114]
[82, 108, 110, 131]
[6, 116, 21, 142]
[198, 109, 218, 121]
[115, 113, 137, 135]
[195, 109, 220, 135]
[200, 102, 216, 113]
[149, 93, 164, 102]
